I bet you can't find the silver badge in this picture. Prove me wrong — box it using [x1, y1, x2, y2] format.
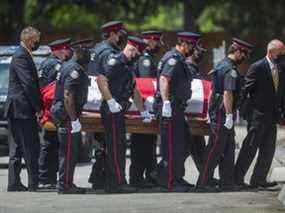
[168, 58, 177, 66]
[157, 61, 162, 70]
[90, 53, 96, 61]
[55, 63, 61, 71]
[56, 72, 61, 80]
[70, 70, 79, 79]
[107, 58, 116, 66]
[143, 59, 151, 67]
[230, 69, 237, 78]
[38, 70, 42, 78]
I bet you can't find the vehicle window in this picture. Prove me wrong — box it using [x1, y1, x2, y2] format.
[0, 64, 9, 92]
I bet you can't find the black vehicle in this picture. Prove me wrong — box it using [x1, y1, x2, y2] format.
[0, 45, 50, 156]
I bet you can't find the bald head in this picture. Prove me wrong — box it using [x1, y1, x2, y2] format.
[267, 39, 285, 63]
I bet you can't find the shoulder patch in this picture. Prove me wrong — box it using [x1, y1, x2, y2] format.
[142, 59, 151, 67]
[230, 69, 237, 78]
[168, 58, 177, 66]
[70, 70, 79, 79]
[55, 63, 61, 71]
[107, 58, 117, 66]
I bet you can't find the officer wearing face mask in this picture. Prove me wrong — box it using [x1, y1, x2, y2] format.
[88, 21, 127, 190]
[101, 36, 152, 193]
[51, 47, 90, 194]
[234, 39, 285, 189]
[38, 38, 73, 189]
[196, 38, 254, 192]
[151, 32, 193, 192]
[129, 31, 163, 189]
[183, 34, 208, 181]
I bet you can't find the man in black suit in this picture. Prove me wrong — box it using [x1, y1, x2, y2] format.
[234, 39, 285, 188]
[5, 26, 42, 192]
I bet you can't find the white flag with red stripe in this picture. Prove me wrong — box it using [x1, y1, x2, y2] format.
[84, 77, 211, 118]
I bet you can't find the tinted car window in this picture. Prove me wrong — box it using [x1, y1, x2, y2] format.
[0, 64, 9, 93]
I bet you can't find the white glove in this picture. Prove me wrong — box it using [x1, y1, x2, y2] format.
[140, 110, 154, 123]
[71, 119, 82, 133]
[224, 113, 233, 129]
[107, 98, 122, 113]
[162, 100, 172, 118]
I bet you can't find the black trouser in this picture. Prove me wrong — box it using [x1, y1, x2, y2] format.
[154, 107, 186, 190]
[101, 108, 127, 188]
[184, 122, 206, 173]
[234, 110, 277, 184]
[197, 110, 235, 187]
[88, 133, 106, 186]
[57, 123, 81, 190]
[38, 129, 59, 185]
[129, 133, 157, 183]
[8, 118, 40, 189]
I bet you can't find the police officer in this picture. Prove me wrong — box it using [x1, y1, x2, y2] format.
[196, 38, 254, 192]
[151, 32, 193, 192]
[38, 38, 73, 189]
[129, 31, 163, 188]
[184, 38, 207, 174]
[101, 36, 152, 193]
[88, 21, 127, 190]
[51, 47, 90, 194]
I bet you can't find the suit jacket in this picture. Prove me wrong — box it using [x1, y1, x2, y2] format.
[4, 46, 42, 119]
[244, 57, 285, 121]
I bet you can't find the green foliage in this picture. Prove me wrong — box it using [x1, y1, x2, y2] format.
[126, 3, 183, 31]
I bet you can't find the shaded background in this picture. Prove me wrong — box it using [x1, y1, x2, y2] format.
[1, 0, 285, 74]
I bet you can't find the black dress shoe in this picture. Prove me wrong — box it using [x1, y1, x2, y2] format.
[130, 180, 156, 188]
[209, 178, 220, 186]
[177, 178, 195, 188]
[7, 184, 28, 192]
[105, 184, 138, 193]
[28, 186, 38, 192]
[251, 181, 278, 188]
[92, 183, 105, 190]
[58, 186, 86, 194]
[235, 182, 256, 190]
[195, 185, 220, 193]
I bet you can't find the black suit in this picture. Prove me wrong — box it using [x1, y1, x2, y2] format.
[5, 46, 42, 190]
[234, 57, 284, 185]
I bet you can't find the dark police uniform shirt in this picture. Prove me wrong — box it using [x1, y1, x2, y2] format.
[134, 51, 156, 78]
[88, 40, 120, 76]
[209, 57, 241, 122]
[157, 48, 192, 107]
[103, 52, 135, 110]
[54, 60, 89, 117]
[38, 54, 62, 88]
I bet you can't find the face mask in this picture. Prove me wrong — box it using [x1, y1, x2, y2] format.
[149, 46, 160, 54]
[186, 46, 195, 57]
[274, 54, 285, 64]
[76, 49, 90, 65]
[31, 41, 40, 51]
[195, 52, 204, 64]
[117, 34, 127, 47]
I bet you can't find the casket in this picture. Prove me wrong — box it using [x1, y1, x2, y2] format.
[42, 77, 211, 136]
